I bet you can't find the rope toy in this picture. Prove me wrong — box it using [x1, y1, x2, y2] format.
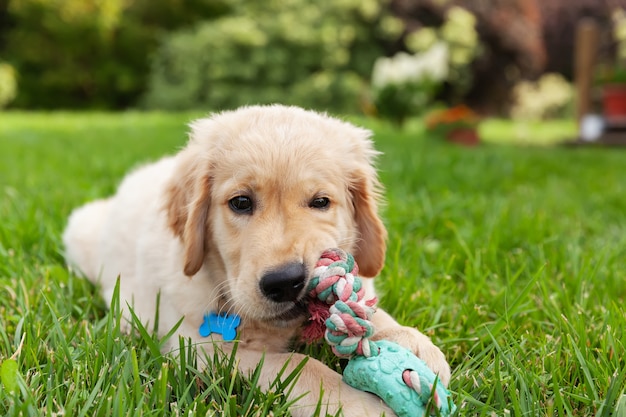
[303, 248, 456, 417]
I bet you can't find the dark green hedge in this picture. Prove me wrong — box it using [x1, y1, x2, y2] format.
[2, 0, 228, 109]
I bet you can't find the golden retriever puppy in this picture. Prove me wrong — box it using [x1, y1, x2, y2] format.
[63, 105, 450, 417]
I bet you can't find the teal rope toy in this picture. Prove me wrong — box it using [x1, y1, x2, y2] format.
[304, 249, 456, 417]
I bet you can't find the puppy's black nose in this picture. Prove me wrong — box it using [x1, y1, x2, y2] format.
[260, 263, 306, 303]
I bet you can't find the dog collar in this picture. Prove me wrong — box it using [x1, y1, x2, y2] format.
[199, 312, 241, 342]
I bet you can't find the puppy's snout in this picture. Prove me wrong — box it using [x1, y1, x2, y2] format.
[260, 263, 306, 303]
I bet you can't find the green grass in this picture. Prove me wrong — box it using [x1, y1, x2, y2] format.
[1, 112, 625, 416]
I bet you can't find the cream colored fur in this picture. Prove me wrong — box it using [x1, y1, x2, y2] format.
[63, 105, 450, 417]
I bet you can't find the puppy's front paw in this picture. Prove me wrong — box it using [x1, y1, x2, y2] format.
[337, 387, 395, 417]
[372, 326, 451, 386]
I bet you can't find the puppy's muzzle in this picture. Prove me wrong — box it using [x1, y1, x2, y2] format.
[260, 262, 306, 303]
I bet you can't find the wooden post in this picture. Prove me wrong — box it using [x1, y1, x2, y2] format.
[574, 19, 600, 124]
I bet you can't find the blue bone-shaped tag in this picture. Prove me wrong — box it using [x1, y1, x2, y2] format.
[199, 312, 241, 341]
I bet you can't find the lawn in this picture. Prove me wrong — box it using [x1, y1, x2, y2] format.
[1, 112, 625, 416]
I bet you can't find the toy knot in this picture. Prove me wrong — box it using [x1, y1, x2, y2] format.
[305, 248, 377, 358]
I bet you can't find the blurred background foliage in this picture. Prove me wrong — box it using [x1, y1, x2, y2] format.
[0, 0, 625, 116]
[1, 0, 230, 109]
[143, 0, 399, 112]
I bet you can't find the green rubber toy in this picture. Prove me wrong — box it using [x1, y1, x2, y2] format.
[344, 340, 456, 416]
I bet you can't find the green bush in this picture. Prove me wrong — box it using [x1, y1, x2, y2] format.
[0, 61, 17, 108]
[143, 0, 402, 113]
[3, 0, 228, 109]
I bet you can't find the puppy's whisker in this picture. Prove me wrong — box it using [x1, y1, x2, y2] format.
[213, 287, 238, 317]
[203, 281, 223, 304]
[335, 236, 359, 251]
[202, 280, 232, 314]
[223, 300, 238, 317]
[220, 299, 238, 317]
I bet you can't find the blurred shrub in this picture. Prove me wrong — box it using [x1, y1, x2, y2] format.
[0, 61, 17, 108]
[390, 0, 546, 114]
[510, 73, 574, 120]
[3, 0, 228, 109]
[143, 0, 402, 112]
[370, 6, 480, 126]
[405, 6, 480, 101]
[370, 44, 448, 125]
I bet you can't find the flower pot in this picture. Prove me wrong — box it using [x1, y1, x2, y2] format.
[602, 84, 626, 123]
[445, 127, 480, 146]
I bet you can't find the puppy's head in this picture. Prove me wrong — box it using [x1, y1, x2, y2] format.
[166, 105, 387, 326]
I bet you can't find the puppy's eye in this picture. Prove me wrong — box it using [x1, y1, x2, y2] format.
[229, 196, 253, 214]
[309, 197, 330, 210]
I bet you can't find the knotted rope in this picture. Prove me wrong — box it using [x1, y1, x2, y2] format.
[304, 248, 454, 416]
[305, 249, 378, 358]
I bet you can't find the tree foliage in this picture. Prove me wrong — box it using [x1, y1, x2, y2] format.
[143, 0, 402, 113]
[2, 0, 228, 109]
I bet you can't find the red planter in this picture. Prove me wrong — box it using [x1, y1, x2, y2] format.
[445, 127, 480, 146]
[602, 84, 626, 122]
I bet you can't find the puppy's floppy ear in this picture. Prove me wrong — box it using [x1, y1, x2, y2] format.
[165, 150, 212, 277]
[350, 172, 387, 278]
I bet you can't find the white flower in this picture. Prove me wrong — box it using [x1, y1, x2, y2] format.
[420, 42, 449, 81]
[371, 56, 395, 87]
[371, 42, 449, 88]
